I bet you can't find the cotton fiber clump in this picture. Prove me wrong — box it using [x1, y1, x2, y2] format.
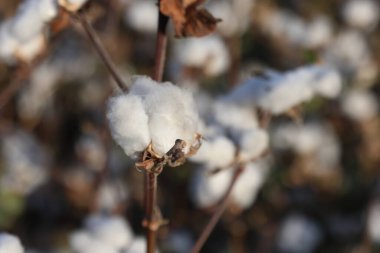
[123, 0, 158, 34]
[174, 35, 230, 76]
[107, 76, 200, 158]
[70, 214, 133, 253]
[225, 65, 342, 114]
[191, 162, 268, 209]
[0, 233, 24, 253]
[342, 0, 380, 30]
[58, 0, 89, 12]
[341, 89, 379, 122]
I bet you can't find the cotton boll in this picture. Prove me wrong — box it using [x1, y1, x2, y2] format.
[367, 200, 380, 244]
[96, 181, 128, 212]
[231, 162, 267, 209]
[0, 22, 19, 64]
[107, 94, 151, 157]
[85, 214, 133, 250]
[190, 135, 236, 168]
[238, 128, 269, 162]
[124, 0, 158, 34]
[175, 35, 230, 76]
[16, 33, 45, 63]
[1, 130, 50, 194]
[304, 16, 332, 49]
[342, 0, 379, 30]
[34, 0, 58, 22]
[191, 166, 232, 208]
[276, 214, 322, 253]
[0, 233, 24, 253]
[70, 230, 118, 253]
[208, 1, 240, 37]
[123, 237, 159, 253]
[341, 89, 379, 121]
[75, 134, 107, 172]
[213, 100, 258, 132]
[130, 77, 200, 156]
[310, 66, 342, 98]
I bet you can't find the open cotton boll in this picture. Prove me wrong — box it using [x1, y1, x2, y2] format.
[341, 89, 379, 121]
[124, 0, 158, 34]
[130, 76, 200, 157]
[0, 233, 24, 253]
[58, 0, 89, 12]
[175, 35, 230, 76]
[213, 100, 258, 131]
[309, 66, 342, 98]
[123, 237, 159, 253]
[190, 135, 236, 168]
[276, 214, 322, 253]
[238, 128, 269, 162]
[0, 22, 19, 64]
[107, 94, 150, 157]
[342, 0, 379, 30]
[85, 214, 133, 250]
[191, 166, 232, 208]
[70, 231, 118, 253]
[96, 181, 128, 212]
[231, 162, 267, 209]
[304, 16, 332, 49]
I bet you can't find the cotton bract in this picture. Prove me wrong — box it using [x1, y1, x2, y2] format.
[107, 76, 200, 158]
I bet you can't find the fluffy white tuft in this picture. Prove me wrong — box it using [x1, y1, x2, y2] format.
[0, 233, 24, 253]
[341, 89, 379, 121]
[238, 129, 269, 162]
[70, 230, 118, 253]
[343, 0, 380, 29]
[107, 94, 151, 157]
[124, 0, 158, 33]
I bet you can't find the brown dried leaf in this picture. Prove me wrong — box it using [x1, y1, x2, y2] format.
[160, 0, 221, 38]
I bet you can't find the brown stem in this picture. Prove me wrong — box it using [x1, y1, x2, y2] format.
[191, 166, 245, 253]
[144, 3, 169, 253]
[73, 11, 129, 92]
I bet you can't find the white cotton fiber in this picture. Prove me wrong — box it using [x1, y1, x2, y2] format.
[0, 22, 19, 64]
[341, 89, 379, 121]
[190, 135, 236, 168]
[70, 230, 118, 253]
[16, 33, 45, 63]
[85, 214, 133, 250]
[107, 94, 151, 157]
[343, 0, 379, 30]
[309, 66, 342, 98]
[191, 166, 232, 208]
[0, 233, 24, 253]
[124, 0, 158, 34]
[58, 0, 89, 12]
[231, 162, 267, 209]
[238, 128, 269, 162]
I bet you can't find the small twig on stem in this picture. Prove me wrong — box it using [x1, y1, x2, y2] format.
[144, 3, 169, 253]
[73, 11, 129, 92]
[191, 166, 245, 253]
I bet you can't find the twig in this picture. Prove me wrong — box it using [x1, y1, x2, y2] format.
[191, 166, 245, 253]
[144, 3, 169, 253]
[73, 11, 129, 92]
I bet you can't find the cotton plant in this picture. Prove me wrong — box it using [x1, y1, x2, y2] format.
[224, 65, 342, 115]
[107, 76, 202, 173]
[0, 233, 24, 253]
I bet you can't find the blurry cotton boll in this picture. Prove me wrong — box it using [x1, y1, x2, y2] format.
[58, 0, 89, 12]
[15, 33, 46, 63]
[108, 76, 200, 158]
[276, 214, 322, 253]
[0, 22, 20, 64]
[174, 35, 230, 76]
[0, 233, 24, 253]
[123, 237, 159, 253]
[207, 0, 255, 36]
[342, 0, 379, 30]
[303, 16, 333, 49]
[96, 181, 128, 212]
[190, 134, 236, 168]
[123, 0, 158, 34]
[230, 162, 268, 209]
[85, 214, 134, 250]
[367, 200, 380, 244]
[237, 128, 269, 162]
[213, 100, 258, 132]
[1, 130, 50, 195]
[225, 65, 341, 114]
[75, 134, 107, 172]
[17, 62, 60, 122]
[70, 230, 118, 253]
[191, 166, 232, 208]
[341, 89, 379, 122]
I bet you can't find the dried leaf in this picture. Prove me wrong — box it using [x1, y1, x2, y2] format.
[160, 0, 221, 38]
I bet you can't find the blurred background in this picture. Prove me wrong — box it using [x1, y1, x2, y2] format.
[0, 0, 380, 252]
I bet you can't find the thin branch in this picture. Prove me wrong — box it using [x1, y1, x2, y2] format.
[73, 11, 129, 92]
[153, 7, 169, 81]
[191, 166, 245, 253]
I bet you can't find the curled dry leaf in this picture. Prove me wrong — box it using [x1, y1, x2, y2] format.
[160, 0, 221, 37]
